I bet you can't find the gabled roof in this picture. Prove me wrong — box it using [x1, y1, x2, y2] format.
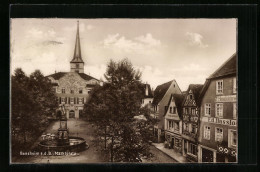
[172, 94, 185, 118]
[141, 83, 153, 98]
[165, 94, 184, 119]
[46, 72, 98, 81]
[187, 84, 204, 104]
[152, 80, 173, 105]
[199, 53, 237, 101]
[208, 53, 237, 79]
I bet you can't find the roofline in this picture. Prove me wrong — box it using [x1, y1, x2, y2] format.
[208, 52, 237, 79]
[157, 79, 182, 105]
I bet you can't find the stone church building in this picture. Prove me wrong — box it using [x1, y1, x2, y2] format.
[47, 21, 100, 119]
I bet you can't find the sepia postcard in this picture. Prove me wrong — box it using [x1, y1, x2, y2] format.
[10, 18, 237, 164]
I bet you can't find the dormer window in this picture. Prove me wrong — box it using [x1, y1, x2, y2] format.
[189, 94, 193, 99]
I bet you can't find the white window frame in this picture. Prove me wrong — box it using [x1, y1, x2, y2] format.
[204, 126, 210, 140]
[233, 103, 237, 119]
[228, 129, 237, 147]
[215, 127, 223, 142]
[205, 103, 211, 116]
[215, 103, 223, 118]
[233, 77, 237, 93]
[216, 80, 223, 94]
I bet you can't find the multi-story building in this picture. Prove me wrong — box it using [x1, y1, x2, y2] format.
[47, 21, 100, 119]
[141, 83, 153, 108]
[152, 80, 182, 142]
[181, 84, 203, 162]
[198, 53, 237, 163]
[164, 94, 184, 153]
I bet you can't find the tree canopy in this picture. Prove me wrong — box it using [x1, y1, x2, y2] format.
[84, 59, 157, 162]
[11, 68, 58, 154]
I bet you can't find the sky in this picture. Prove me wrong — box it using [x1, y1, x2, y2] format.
[10, 18, 236, 91]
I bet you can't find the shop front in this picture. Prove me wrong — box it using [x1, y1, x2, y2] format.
[165, 131, 182, 153]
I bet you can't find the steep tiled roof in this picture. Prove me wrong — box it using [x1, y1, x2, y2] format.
[199, 53, 236, 101]
[208, 53, 237, 79]
[152, 80, 173, 105]
[47, 72, 66, 80]
[46, 72, 98, 81]
[188, 84, 204, 104]
[172, 94, 185, 118]
[164, 94, 184, 119]
[141, 83, 153, 98]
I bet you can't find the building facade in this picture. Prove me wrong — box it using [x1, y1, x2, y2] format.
[164, 94, 184, 153]
[198, 53, 237, 163]
[47, 21, 100, 119]
[181, 84, 203, 162]
[152, 80, 182, 142]
[141, 83, 153, 108]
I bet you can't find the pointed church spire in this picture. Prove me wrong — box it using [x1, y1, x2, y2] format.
[71, 21, 84, 63]
[70, 21, 85, 73]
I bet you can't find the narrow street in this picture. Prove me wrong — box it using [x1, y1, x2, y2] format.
[143, 146, 178, 163]
[13, 119, 177, 163]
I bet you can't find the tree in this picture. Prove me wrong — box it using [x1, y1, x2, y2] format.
[11, 68, 58, 154]
[84, 59, 157, 162]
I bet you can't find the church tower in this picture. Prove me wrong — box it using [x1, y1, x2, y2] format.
[70, 21, 84, 73]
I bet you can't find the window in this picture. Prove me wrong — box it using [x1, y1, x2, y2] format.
[185, 108, 189, 114]
[183, 123, 188, 131]
[174, 122, 179, 131]
[191, 108, 196, 115]
[75, 70, 79, 73]
[189, 94, 193, 99]
[215, 127, 223, 142]
[188, 143, 197, 155]
[62, 88, 65, 93]
[216, 80, 223, 94]
[233, 103, 237, 119]
[229, 130, 237, 147]
[191, 124, 196, 134]
[170, 107, 172, 113]
[205, 104, 211, 116]
[149, 101, 151, 103]
[168, 121, 174, 129]
[76, 64, 79, 68]
[204, 126, 210, 140]
[70, 97, 74, 104]
[61, 98, 65, 103]
[79, 88, 83, 94]
[71, 89, 74, 94]
[215, 103, 223, 118]
[173, 107, 177, 114]
[233, 77, 237, 93]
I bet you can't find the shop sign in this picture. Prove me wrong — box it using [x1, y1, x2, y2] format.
[208, 117, 236, 126]
[215, 95, 236, 102]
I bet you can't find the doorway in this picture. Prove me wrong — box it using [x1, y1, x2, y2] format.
[69, 110, 75, 118]
[202, 148, 214, 162]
